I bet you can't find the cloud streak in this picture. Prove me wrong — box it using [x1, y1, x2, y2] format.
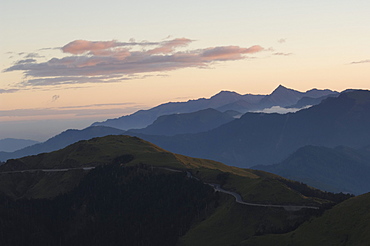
[0, 89, 19, 94]
[0, 103, 143, 119]
[350, 59, 370, 64]
[273, 52, 292, 56]
[4, 38, 266, 87]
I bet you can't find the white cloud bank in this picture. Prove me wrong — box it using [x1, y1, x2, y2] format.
[253, 105, 312, 114]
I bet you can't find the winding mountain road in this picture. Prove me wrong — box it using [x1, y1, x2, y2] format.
[173, 169, 319, 211]
[0, 166, 320, 211]
[207, 183, 319, 211]
[0, 167, 95, 174]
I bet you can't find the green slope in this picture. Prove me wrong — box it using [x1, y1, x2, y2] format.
[0, 135, 358, 245]
[242, 192, 370, 246]
[0, 135, 334, 206]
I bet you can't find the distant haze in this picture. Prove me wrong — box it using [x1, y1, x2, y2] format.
[0, 118, 100, 142]
[1, 1, 369, 140]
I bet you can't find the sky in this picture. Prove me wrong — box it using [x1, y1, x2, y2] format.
[1, 0, 370, 141]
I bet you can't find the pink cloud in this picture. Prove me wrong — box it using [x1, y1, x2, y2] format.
[90, 48, 131, 60]
[201, 45, 264, 61]
[62, 40, 118, 54]
[148, 38, 192, 54]
[5, 38, 267, 86]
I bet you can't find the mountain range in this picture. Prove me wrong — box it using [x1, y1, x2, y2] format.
[0, 135, 354, 245]
[92, 85, 338, 130]
[1, 85, 336, 162]
[1, 86, 369, 196]
[1, 83, 370, 244]
[131, 90, 370, 167]
[253, 145, 370, 195]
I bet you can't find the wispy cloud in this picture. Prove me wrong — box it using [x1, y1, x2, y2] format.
[0, 89, 19, 94]
[14, 59, 37, 65]
[147, 38, 192, 54]
[61, 39, 160, 55]
[4, 38, 267, 87]
[273, 52, 292, 56]
[0, 103, 144, 119]
[350, 59, 370, 64]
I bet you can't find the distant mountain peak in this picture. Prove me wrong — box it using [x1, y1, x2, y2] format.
[276, 84, 288, 89]
[211, 90, 241, 99]
[272, 84, 299, 94]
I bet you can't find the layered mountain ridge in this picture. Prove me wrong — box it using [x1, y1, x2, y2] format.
[1, 85, 338, 162]
[92, 85, 338, 130]
[130, 90, 370, 168]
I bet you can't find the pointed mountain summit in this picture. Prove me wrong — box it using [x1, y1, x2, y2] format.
[259, 85, 338, 108]
[258, 85, 304, 108]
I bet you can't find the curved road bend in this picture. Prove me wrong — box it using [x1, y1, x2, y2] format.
[159, 168, 319, 211]
[0, 166, 319, 211]
[208, 183, 319, 211]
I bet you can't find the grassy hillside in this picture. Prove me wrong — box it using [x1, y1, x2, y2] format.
[241, 192, 370, 246]
[0, 135, 338, 206]
[179, 194, 318, 246]
[0, 135, 359, 245]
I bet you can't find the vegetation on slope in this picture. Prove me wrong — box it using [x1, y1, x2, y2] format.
[241, 192, 370, 246]
[0, 164, 217, 245]
[0, 135, 358, 245]
[0, 135, 342, 206]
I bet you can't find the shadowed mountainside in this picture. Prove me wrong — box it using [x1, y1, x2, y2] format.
[129, 90, 370, 167]
[129, 108, 234, 136]
[0, 138, 39, 152]
[0, 135, 336, 205]
[92, 90, 264, 130]
[253, 145, 370, 195]
[0, 135, 356, 245]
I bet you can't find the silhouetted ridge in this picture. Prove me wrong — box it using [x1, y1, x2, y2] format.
[130, 90, 370, 168]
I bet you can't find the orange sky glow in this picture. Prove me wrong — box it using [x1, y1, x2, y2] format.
[1, 0, 369, 140]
